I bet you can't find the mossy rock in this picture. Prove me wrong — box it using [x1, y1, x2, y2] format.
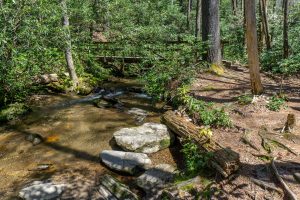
[47, 82, 68, 93]
[76, 83, 93, 95]
[93, 99, 113, 108]
[0, 103, 31, 122]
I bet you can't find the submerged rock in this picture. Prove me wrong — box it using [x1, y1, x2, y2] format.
[136, 164, 176, 194]
[127, 107, 147, 116]
[113, 123, 174, 154]
[100, 150, 152, 174]
[19, 180, 65, 200]
[25, 133, 44, 145]
[94, 99, 114, 108]
[127, 108, 148, 124]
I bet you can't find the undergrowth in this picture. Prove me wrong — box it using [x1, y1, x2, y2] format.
[266, 95, 287, 111]
[176, 85, 232, 127]
[180, 139, 213, 178]
[0, 103, 31, 122]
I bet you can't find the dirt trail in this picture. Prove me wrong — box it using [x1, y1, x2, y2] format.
[191, 66, 300, 199]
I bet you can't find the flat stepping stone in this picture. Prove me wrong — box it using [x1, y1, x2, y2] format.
[113, 123, 174, 154]
[100, 150, 152, 174]
[137, 164, 177, 194]
[19, 180, 65, 200]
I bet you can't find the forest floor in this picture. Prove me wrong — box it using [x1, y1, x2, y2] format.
[0, 66, 299, 200]
[190, 65, 300, 199]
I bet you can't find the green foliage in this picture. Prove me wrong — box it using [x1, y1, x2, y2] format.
[260, 2, 300, 74]
[177, 86, 232, 127]
[0, 103, 30, 122]
[236, 94, 253, 105]
[181, 140, 213, 176]
[266, 95, 286, 111]
[141, 39, 206, 100]
[220, 0, 247, 62]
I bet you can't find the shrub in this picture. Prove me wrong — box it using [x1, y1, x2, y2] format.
[266, 95, 286, 111]
[176, 85, 232, 127]
[0, 103, 31, 122]
[181, 140, 213, 176]
[236, 94, 253, 105]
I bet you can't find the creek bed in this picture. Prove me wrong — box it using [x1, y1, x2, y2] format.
[0, 79, 183, 199]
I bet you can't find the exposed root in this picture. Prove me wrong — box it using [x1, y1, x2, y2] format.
[271, 158, 298, 200]
[250, 177, 282, 194]
[241, 131, 260, 151]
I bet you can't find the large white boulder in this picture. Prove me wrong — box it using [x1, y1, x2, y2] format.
[113, 123, 174, 154]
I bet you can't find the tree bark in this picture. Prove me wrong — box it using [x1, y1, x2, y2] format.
[195, 0, 201, 38]
[61, 0, 78, 88]
[258, 0, 265, 51]
[202, 0, 222, 65]
[232, 0, 237, 15]
[245, 0, 264, 95]
[283, 0, 289, 58]
[187, 0, 192, 31]
[161, 111, 240, 177]
[261, 0, 271, 50]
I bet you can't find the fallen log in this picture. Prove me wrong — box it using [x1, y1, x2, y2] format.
[161, 111, 240, 177]
[99, 174, 139, 200]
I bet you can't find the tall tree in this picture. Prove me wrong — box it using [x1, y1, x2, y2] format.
[283, 0, 289, 58]
[187, 0, 192, 30]
[202, 0, 221, 65]
[260, 0, 271, 49]
[245, 0, 264, 94]
[232, 0, 237, 15]
[195, 0, 201, 38]
[61, 0, 78, 88]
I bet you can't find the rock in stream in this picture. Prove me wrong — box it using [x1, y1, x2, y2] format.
[136, 164, 177, 196]
[19, 180, 65, 200]
[100, 150, 152, 174]
[113, 123, 174, 154]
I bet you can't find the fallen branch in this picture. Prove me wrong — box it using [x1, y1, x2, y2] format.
[271, 158, 298, 200]
[250, 177, 282, 194]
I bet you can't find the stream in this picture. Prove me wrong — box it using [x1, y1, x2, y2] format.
[0, 79, 183, 199]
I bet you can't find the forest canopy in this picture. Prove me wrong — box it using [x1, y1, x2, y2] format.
[0, 0, 299, 106]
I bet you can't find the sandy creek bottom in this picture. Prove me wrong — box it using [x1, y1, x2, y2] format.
[0, 79, 183, 199]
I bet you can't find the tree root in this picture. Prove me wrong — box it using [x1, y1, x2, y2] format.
[259, 134, 298, 156]
[271, 158, 298, 200]
[250, 177, 282, 194]
[267, 138, 298, 156]
[241, 131, 260, 151]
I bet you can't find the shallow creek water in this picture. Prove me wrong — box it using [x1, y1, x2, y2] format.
[0, 79, 182, 199]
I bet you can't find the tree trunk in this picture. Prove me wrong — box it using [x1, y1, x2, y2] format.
[283, 0, 289, 58]
[232, 0, 237, 15]
[258, 0, 265, 51]
[187, 0, 192, 31]
[202, 0, 222, 65]
[61, 0, 78, 88]
[261, 0, 271, 50]
[161, 111, 240, 177]
[195, 0, 201, 38]
[245, 0, 264, 95]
